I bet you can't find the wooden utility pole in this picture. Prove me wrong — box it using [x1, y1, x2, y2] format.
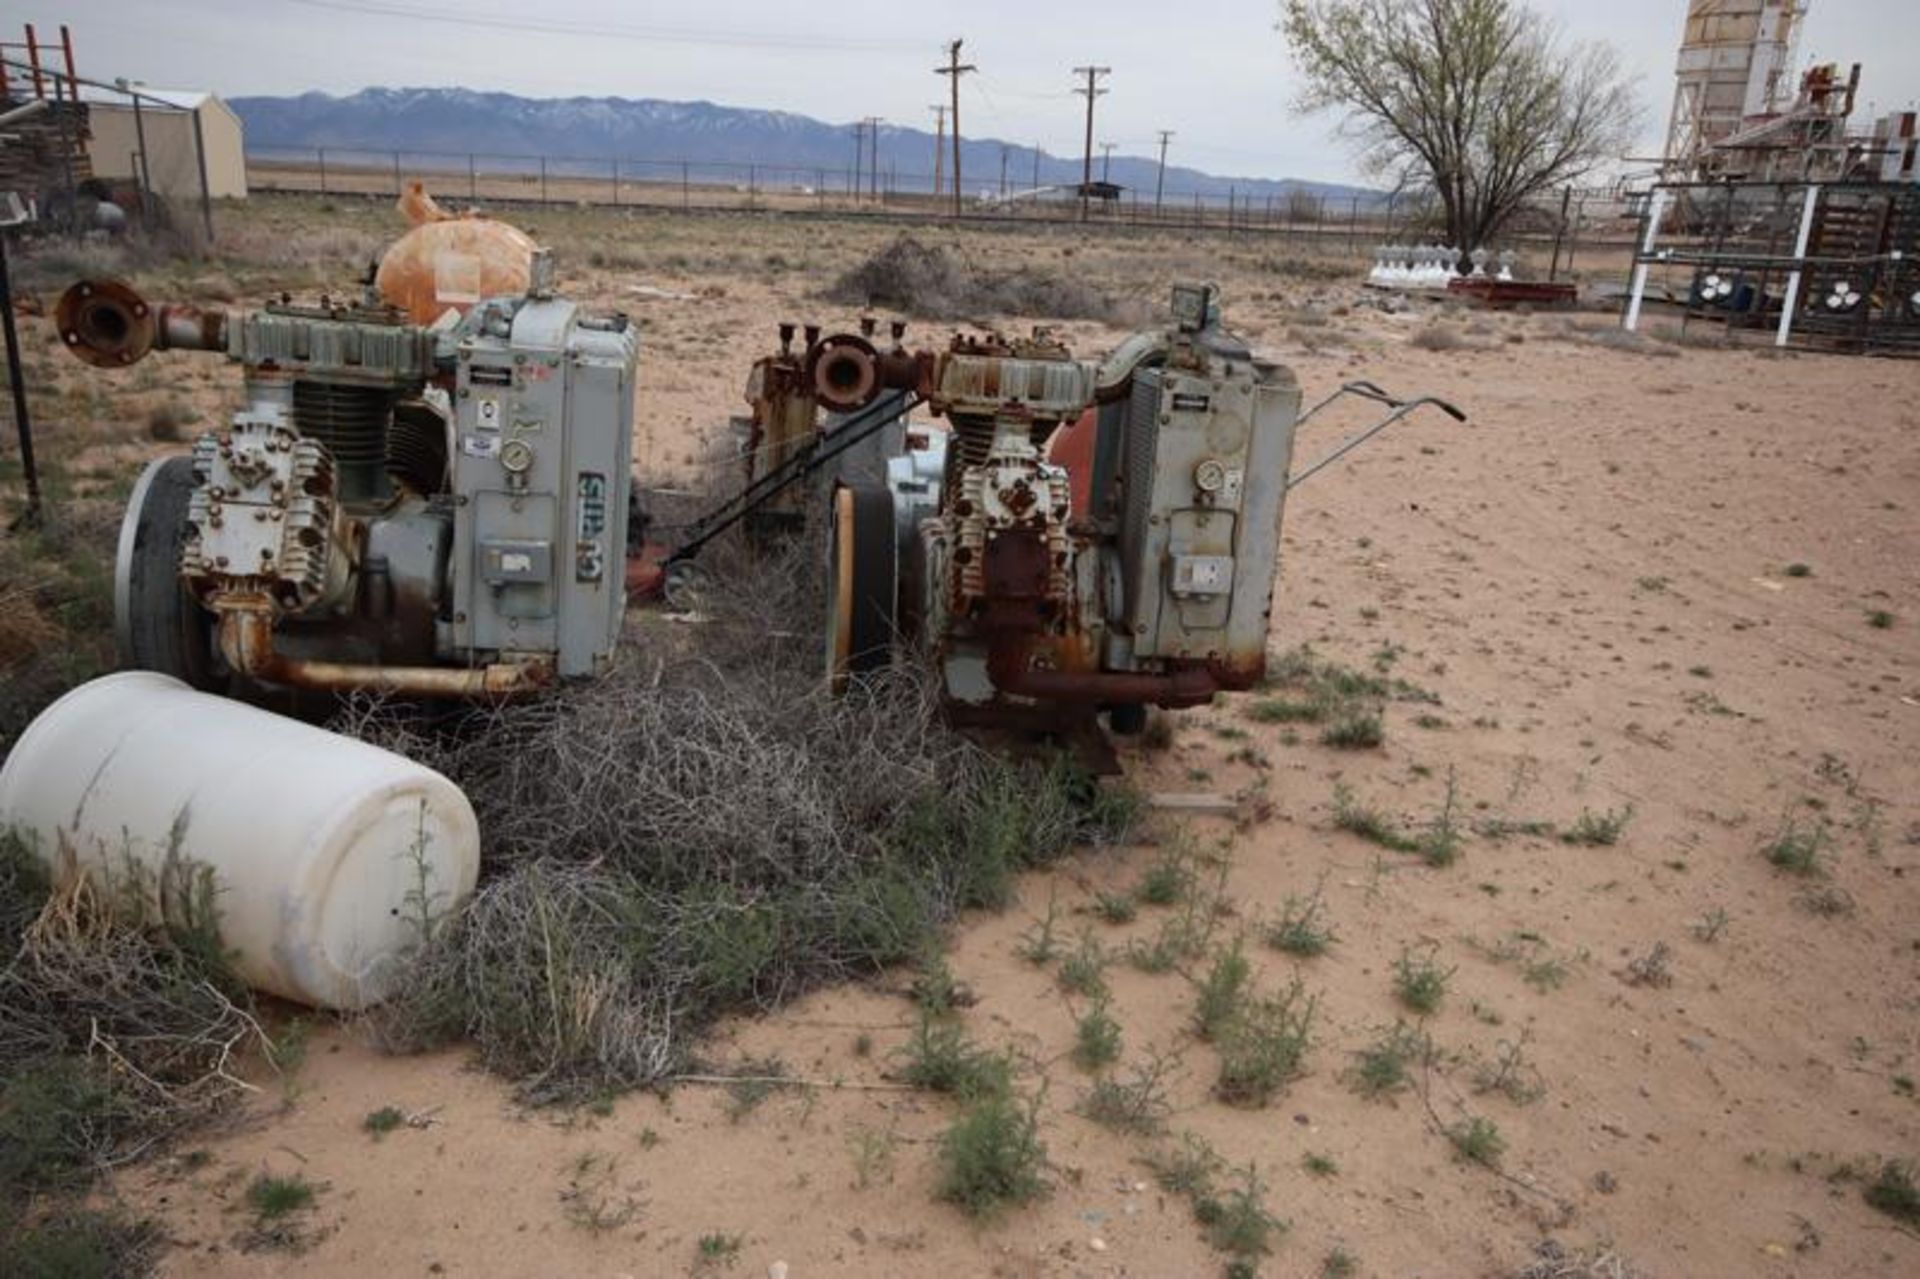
[851, 121, 864, 203]
[999, 144, 1009, 198]
[934, 39, 975, 217]
[1072, 65, 1110, 222]
[930, 105, 946, 196]
[1154, 129, 1174, 214]
[1100, 141, 1116, 183]
[863, 116, 882, 202]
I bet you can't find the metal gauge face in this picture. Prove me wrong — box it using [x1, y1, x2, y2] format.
[500, 438, 536, 475]
[1193, 457, 1228, 494]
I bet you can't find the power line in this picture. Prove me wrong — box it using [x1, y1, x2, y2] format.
[284, 0, 926, 52]
[933, 39, 976, 217]
[1072, 64, 1109, 223]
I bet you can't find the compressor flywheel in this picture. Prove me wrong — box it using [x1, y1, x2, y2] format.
[825, 483, 897, 693]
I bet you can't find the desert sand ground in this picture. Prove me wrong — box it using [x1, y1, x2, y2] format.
[7, 195, 1920, 1277]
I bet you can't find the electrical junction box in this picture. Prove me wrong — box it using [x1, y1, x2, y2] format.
[449, 296, 637, 677]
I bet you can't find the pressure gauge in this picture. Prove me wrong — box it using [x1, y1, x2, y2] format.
[500, 439, 536, 475]
[1193, 457, 1228, 494]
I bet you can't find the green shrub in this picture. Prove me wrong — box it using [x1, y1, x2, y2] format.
[1193, 938, 1253, 1041]
[246, 1173, 316, 1219]
[1447, 1115, 1505, 1166]
[1763, 819, 1828, 875]
[1214, 981, 1318, 1107]
[935, 1092, 1047, 1217]
[894, 1013, 1011, 1100]
[1072, 998, 1122, 1070]
[1393, 946, 1453, 1015]
[1866, 1160, 1920, 1226]
[1266, 886, 1336, 957]
[0, 1207, 159, 1279]
[1194, 1162, 1286, 1258]
[1349, 1022, 1428, 1099]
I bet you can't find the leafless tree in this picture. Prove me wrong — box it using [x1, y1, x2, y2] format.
[1280, 0, 1638, 250]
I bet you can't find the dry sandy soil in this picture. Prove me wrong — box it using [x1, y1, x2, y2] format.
[8, 195, 1920, 1277]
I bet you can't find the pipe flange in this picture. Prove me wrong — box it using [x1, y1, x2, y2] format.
[56, 278, 156, 367]
[807, 333, 880, 412]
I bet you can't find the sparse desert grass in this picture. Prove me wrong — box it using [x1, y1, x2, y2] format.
[1471, 1031, 1547, 1104]
[1348, 1021, 1430, 1099]
[1562, 805, 1633, 846]
[1394, 946, 1454, 1015]
[1077, 1049, 1180, 1134]
[1056, 932, 1110, 999]
[1265, 883, 1336, 957]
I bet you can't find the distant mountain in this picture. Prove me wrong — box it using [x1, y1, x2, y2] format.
[229, 87, 1375, 205]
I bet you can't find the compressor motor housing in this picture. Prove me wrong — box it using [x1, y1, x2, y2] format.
[822, 283, 1302, 748]
[60, 257, 637, 698]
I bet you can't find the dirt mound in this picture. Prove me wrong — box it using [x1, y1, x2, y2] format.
[826, 235, 1120, 322]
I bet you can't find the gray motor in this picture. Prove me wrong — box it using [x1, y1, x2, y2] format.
[58, 255, 637, 699]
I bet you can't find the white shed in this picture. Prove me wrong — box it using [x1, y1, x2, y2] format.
[82, 87, 247, 200]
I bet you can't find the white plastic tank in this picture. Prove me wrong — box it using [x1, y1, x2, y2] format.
[0, 672, 480, 1010]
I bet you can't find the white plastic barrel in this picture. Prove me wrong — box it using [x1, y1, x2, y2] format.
[0, 672, 480, 1010]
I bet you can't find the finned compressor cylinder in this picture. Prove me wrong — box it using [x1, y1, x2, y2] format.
[0, 672, 480, 1010]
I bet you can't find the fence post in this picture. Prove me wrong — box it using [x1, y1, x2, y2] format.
[317, 146, 328, 194]
[538, 156, 547, 205]
[748, 163, 757, 209]
[191, 108, 215, 241]
[1565, 194, 1583, 277]
[611, 159, 620, 207]
[468, 153, 476, 202]
[1347, 196, 1358, 254]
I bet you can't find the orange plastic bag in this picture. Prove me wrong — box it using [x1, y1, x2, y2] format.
[374, 181, 537, 326]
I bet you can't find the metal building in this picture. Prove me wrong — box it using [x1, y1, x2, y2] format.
[82, 87, 247, 201]
[1663, 1, 1806, 174]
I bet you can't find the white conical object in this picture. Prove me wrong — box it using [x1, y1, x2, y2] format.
[0, 672, 481, 1010]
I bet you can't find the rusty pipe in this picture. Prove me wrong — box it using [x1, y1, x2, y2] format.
[215, 600, 550, 698]
[986, 647, 1218, 709]
[55, 278, 230, 368]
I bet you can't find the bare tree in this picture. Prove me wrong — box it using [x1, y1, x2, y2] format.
[1280, 0, 1638, 251]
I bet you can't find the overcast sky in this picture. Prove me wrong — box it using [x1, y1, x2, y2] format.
[38, 0, 1920, 184]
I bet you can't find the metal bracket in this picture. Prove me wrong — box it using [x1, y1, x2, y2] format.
[1286, 381, 1467, 491]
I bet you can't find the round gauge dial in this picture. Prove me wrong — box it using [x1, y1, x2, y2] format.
[500, 439, 536, 474]
[1193, 458, 1228, 493]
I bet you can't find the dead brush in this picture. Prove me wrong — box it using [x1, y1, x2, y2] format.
[825, 234, 1123, 322]
[0, 836, 272, 1194]
[344, 531, 1133, 1101]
